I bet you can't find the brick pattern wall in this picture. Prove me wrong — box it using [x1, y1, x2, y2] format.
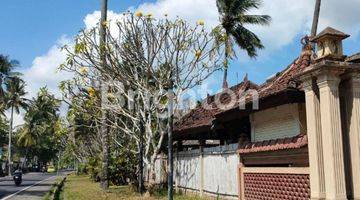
[243, 173, 310, 200]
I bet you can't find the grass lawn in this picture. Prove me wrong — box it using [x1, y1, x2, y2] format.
[61, 174, 208, 200]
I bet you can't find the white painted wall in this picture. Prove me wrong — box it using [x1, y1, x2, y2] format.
[176, 149, 201, 191]
[203, 146, 239, 197]
[174, 144, 239, 199]
[251, 103, 304, 142]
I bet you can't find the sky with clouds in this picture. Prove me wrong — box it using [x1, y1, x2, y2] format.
[1, 0, 360, 126]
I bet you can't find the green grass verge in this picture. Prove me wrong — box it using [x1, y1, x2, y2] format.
[43, 177, 64, 200]
[60, 174, 208, 200]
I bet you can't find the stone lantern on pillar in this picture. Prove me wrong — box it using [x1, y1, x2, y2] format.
[310, 27, 349, 61]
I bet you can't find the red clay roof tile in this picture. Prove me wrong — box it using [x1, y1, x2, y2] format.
[174, 44, 313, 135]
[238, 134, 308, 154]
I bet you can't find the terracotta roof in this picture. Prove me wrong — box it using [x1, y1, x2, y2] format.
[257, 46, 311, 98]
[174, 79, 258, 133]
[174, 43, 313, 134]
[238, 134, 308, 154]
[173, 104, 214, 133]
[310, 27, 350, 42]
[346, 53, 360, 63]
[215, 44, 312, 115]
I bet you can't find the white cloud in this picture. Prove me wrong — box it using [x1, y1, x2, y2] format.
[137, 0, 219, 27]
[10, 35, 73, 127]
[318, 0, 360, 38]
[21, 35, 73, 100]
[84, 10, 126, 37]
[12, 0, 360, 126]
[134, 0, 360, 52]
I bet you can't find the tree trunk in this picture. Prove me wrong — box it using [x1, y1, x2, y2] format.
[311, 0, 322, 37]
[8, 106, 14, 176]
[100, 0, 109, 190]
[222, 68, 228, 89]
[222, 36, 230, 89]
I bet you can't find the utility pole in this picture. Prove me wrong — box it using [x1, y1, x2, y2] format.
[311, 0, 322, 37]
[100, 0, 109, 190]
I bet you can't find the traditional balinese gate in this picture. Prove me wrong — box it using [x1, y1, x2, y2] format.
[238, 167, 310, 200]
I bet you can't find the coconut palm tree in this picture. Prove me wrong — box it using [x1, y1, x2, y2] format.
[215, 0, 271, 88]
[5, 76, 28, 175]
[311, 0, 322, 37]
[18, 87, 60, 167]
[0, 55, 20, 103]
[99, 0, 109, 190]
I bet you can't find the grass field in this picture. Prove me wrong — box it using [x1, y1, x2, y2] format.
[60, 174, 207, 200]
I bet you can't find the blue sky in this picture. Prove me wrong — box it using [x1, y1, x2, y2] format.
[1, 0, 360, 125]
[0, 0, 153, 69]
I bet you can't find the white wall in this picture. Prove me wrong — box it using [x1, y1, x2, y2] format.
[203, 145, 239, 197]
[176, 149, 201, 191]
[251, 103, 305, 142]
[175, 144, 239, 199]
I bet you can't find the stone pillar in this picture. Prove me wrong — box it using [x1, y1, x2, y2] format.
[199, 140, 205, 197]
[317, 73, 347, 200]
[303, 77, 326, 199]
[345, 74, 360, 200]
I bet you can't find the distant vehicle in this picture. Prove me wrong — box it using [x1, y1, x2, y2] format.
[47, 166, 55, 173]
[13, 170, 22, 186]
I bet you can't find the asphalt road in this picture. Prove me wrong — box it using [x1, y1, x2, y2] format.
[0, 172, 60, 200]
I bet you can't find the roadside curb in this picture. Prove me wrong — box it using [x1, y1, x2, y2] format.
[46, 175, 67, 200]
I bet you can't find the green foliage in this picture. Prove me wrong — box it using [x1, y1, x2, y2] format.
[77, 163, 87, 175]
[215, 0, 271, 74]
[87, 156, 102, 182]
[108, 149, 137, 185]
[4, 77, 28, 113]
[0, 55, 20, 105]
[0, 117, 8, 147]
[17, 87, 61, 164]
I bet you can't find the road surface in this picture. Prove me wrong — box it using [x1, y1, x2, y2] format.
[0, 172, 62, 200]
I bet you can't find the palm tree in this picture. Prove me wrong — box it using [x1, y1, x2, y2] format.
[5, 76, 28, 175]
[18, 87, 60, 167]
[99, 0, 109, 190]
[311, 0, 322, 37]
[18, 125, 36, 147]
[215, 0, 271, 88]
[0, 55, 20, 103]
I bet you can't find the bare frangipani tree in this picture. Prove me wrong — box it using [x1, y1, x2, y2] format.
[60, 12, 223, 186]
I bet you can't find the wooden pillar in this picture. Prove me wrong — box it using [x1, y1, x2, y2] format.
[317, 73, 347, 200]
[302, 77, 326, 199]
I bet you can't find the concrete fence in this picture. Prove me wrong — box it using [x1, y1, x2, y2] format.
[174, 144, 240, 199]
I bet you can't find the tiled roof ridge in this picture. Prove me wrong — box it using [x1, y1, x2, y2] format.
[174, 80, 251, 132]
[238, 133, 308, 154]
[174, 42, 313, 134]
